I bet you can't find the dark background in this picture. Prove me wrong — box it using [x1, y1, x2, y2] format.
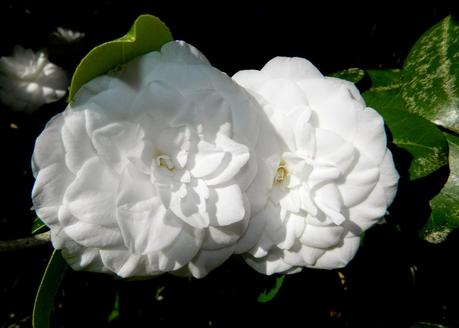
[0, 1, 458, 327]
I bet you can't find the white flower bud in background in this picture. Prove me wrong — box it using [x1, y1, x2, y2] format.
[51, 27, 85, 44]
[31, 41, 279, 278]
[233, 57, 399, 275]
[0, 46, 68, 112]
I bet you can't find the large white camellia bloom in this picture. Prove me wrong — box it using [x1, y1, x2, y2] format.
[32, 41, 279, 278]
[233, 57, 399, 275]
[0, 46, 67, 112]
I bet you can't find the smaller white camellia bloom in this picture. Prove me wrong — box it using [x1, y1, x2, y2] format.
[233, 57, 399, 275]
[51, 27, 85, 43]
[0, 46, 67, 112]
[32, 41, 279, 278]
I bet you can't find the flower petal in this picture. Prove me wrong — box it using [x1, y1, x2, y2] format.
[313, 184, 346, 225]
[160, 40, 210, 65]
[277, 212, 305, 250]
[261, 57, 323, 81]
[337, 152, 380, 207]
[190, 140, 226, 178]
[299, 224, 345, 249]
[60, 205, 123, 249]
[232, 69, 268, 92]
[63, 157, 119, 228]
[283, 243, 325, 267]
[204, 133, 250, 185]
[170, 183, 209, 229]
[61, 111, 95, 174]
[116, 163, 182, 254]
[353, 107, 387, 165]
[188, 246, 235, 278]
[245, 249, 292, 275]
[378, 150, 399, 206]
[158, 226, 204, 272]
[313, 236, 360, 269]
[314, 128, 355, 175]
[348, 183, 387, 232]
[208, 184, 246, 226]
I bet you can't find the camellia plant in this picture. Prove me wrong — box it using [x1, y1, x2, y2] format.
[16, 14, 458, 328]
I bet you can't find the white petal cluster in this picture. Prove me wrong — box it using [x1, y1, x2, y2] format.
[0, 46, 67, 112]
[233, 57, 399, 274]
[32, 41, 278, 278]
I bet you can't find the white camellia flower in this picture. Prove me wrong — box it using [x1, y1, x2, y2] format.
[233, 57, 399, 275]
[0, 46, 67, 112]
[32, 41, 279, 278]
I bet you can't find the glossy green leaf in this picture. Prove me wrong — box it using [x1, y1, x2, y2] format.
[31, 217, 47, 235]
[257, 275, 285, 303]
[421, 133, 459, 243]
[330, 67, 365, 84]
[401, 16, 459, 133]
[364, 88, 449, 180]
[68, 14, 173, 101]
[33, 250, 68, 328]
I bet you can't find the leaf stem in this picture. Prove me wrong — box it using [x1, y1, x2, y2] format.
[0, 231, 50, 252]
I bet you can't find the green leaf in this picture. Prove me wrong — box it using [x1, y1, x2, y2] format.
[366, 69, 401, 88]
[31, 217, 48, 235]
[421, 133, 459, 243]
[257, 275, 285, 303]
[107, 293, 120, 322]
[33, 250, 68, 328]
[68, 14, 173, 101]
[364, 88, 449, 180]
[329, 68, 365, 84]
[401, 16, 459, 133]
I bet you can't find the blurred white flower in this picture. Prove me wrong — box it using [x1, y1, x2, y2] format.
[233, 57, 399, 275]
[0, 46, 67, 112]
[32, 41, 279, 278]
[51, 27, 85, 43]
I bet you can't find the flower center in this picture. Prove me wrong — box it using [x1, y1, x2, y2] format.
[156, 154, 175, 171]
[274, 160, 288, 185]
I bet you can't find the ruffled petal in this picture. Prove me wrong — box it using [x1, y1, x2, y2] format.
[245, 249, 292, 275]
[61, 111, 95, 174]
[261, 57, 323, 80]
[187, 246, 235, 278]
[283, 243, 325, 267]
[116, 163, 182, 254]
[158, 226, 204, 272]
[277, 212, 305, 250]
[353, 107, 387, 165]
[160, 40, 210, 66]
[337, 152, 380, 207]
[204, 133, 250, 185]
[63, 157, 118, 227]
[313, 183, 346, 225]
[378, 150, 399, 206]
[232, 69, 268, 92]
[299, 224, 345, 249]
[208, 184, 246, 226]
[313, 236, 360, 269]
[190, 140, 226, 178]
[348, 183, 387, 232]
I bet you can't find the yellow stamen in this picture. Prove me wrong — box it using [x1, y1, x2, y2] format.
[274, 160, 288, 185]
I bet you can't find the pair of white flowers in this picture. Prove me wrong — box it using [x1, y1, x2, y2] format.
[32, 41, 398, 278]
